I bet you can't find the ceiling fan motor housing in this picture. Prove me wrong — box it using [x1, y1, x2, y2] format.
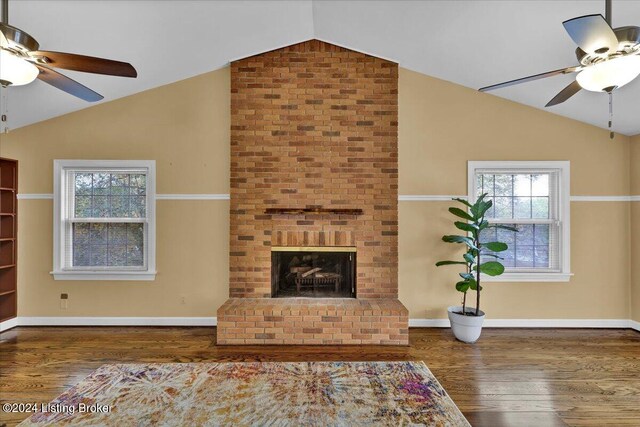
[0, 22, 39, 53]
[575, 26, 640, 65]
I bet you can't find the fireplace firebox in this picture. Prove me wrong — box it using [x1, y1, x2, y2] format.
[271, 248, 356, 298]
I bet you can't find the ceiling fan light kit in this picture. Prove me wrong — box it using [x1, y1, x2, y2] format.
[576, 55, 640, 92]
[0, 48, 38, 86]
[479, 0, 640, 138]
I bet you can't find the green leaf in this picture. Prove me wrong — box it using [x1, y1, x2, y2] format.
[455, 281, 471, 292]
[469, 279, 482, 291]
[476, 200, 493, 217]
[482, 253, 504, 260]
[483, 241, 508, 252]
[479, 261, 505, 276]
[463, 252, 475, 264]
[452, 198, 473, 208]
[454, 221, 478, 233]
[478, 220, 489, 230]
[448, 207, 474, 221]
[459, 272, 474, 280]
[442, 235, 472, 245]
[435, 260, 467, 267]
[443, 235, 478, 251]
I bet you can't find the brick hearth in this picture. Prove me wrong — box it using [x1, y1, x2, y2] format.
[217, 299, 408, 345]
[217, 39, 408, 345]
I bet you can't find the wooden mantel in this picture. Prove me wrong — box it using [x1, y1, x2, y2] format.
[264, 207, 363, 216]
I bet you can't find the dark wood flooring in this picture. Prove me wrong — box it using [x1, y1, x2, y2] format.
[1, 327, 639, 426]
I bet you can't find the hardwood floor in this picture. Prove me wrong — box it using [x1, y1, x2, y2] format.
[1, 327, 639, 427]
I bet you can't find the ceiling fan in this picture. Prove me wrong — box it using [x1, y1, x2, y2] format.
[0, 0, 136, 103]
[479, 0, 640, 138]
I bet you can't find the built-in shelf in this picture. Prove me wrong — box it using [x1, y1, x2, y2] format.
[0, 158, 17, 326]
[265, 207, 364, 215]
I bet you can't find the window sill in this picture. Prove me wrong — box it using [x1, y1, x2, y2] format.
[481, 272, 573, 282]
[51, 271, 157, 281]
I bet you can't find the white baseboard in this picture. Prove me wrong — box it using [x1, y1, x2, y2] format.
[408, 318, 635, 329]
[1, 317, 217, 331]
[408, 319, 451, 327]
[0, 317, 19, 332]
[2, 317, 638, 333]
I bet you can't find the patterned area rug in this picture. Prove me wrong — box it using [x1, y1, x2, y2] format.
[19, 361, 469, 426]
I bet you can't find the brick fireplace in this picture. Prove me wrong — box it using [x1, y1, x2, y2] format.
[216, 39, 408, 345]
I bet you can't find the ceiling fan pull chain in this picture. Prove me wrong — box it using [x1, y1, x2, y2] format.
[608, 91, 614, 140]
[0, 87, 8, 134]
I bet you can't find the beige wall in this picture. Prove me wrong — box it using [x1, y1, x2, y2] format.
[0, 66, 636, 320]
[631, 135, 640, 322]
[1, 70, 231, 317]
[398, 68, 631, 319]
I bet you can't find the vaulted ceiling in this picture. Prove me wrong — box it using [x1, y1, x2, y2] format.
[3, 0, 640, 135]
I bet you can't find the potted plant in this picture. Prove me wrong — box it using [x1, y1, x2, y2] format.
[435, 193, 516, 343]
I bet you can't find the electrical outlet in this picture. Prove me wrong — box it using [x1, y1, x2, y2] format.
[180, 296, 186, 305]
[60, 293, 68, 310]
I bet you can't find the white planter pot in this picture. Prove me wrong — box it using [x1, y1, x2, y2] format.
[447, 306, 485, 343]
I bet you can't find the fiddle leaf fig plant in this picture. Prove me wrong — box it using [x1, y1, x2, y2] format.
[436, 193, 517, 316]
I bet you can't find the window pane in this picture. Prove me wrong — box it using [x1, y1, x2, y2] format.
[130, 174, 146, 195]
[111, 196, 130, 217]
[92, 195, 110, 218]
[514, 174, 531, 197]
[73, 171, 147, 219]
[494, 196, 513, 218]
[108, 245, 127, 267]
[479, 174, 493, 197]
[532, 197, 549, 219]
[72, 223, 144, 267]
[75, 173, 93, 195]
[514, 196, 532, 218]
[531, 174, 549, 196]
[74, 196, 92, 217]
[89, 223, 108, 244]
[129, 196, 146, 218]
[535, 246, 549, 268]
[73, 245, 90, 266]
[534, 224, 549, 245]
[93, 173, 110, 196]
[515, 223, 534, 246]
[494, 175, 512, 197]
[516, 246, 534, 268]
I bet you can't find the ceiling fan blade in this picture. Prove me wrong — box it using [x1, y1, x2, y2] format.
[545, 80, 582, 107]
[31, 51, 137, 78]
[479, 66, 580, 92]
[562, 14, 619, 54]
[35, 64, 103, 102]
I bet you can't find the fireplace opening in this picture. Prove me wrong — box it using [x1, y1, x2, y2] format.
[271, 248, 356, 298]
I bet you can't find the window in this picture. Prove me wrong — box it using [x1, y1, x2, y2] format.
[468, 161, 571, 282]
[52, 160, 156, 280]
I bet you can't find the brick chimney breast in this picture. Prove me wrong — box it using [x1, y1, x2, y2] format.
[218, 39, 407, 345]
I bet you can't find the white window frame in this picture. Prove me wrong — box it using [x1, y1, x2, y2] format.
[468, 161, 572, 282]
[52, 160, 157, 281]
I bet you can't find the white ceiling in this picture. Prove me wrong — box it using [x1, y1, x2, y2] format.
[2, 0, 640, 135]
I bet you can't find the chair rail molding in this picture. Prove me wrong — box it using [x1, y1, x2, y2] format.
[17, 193, 640, 202]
